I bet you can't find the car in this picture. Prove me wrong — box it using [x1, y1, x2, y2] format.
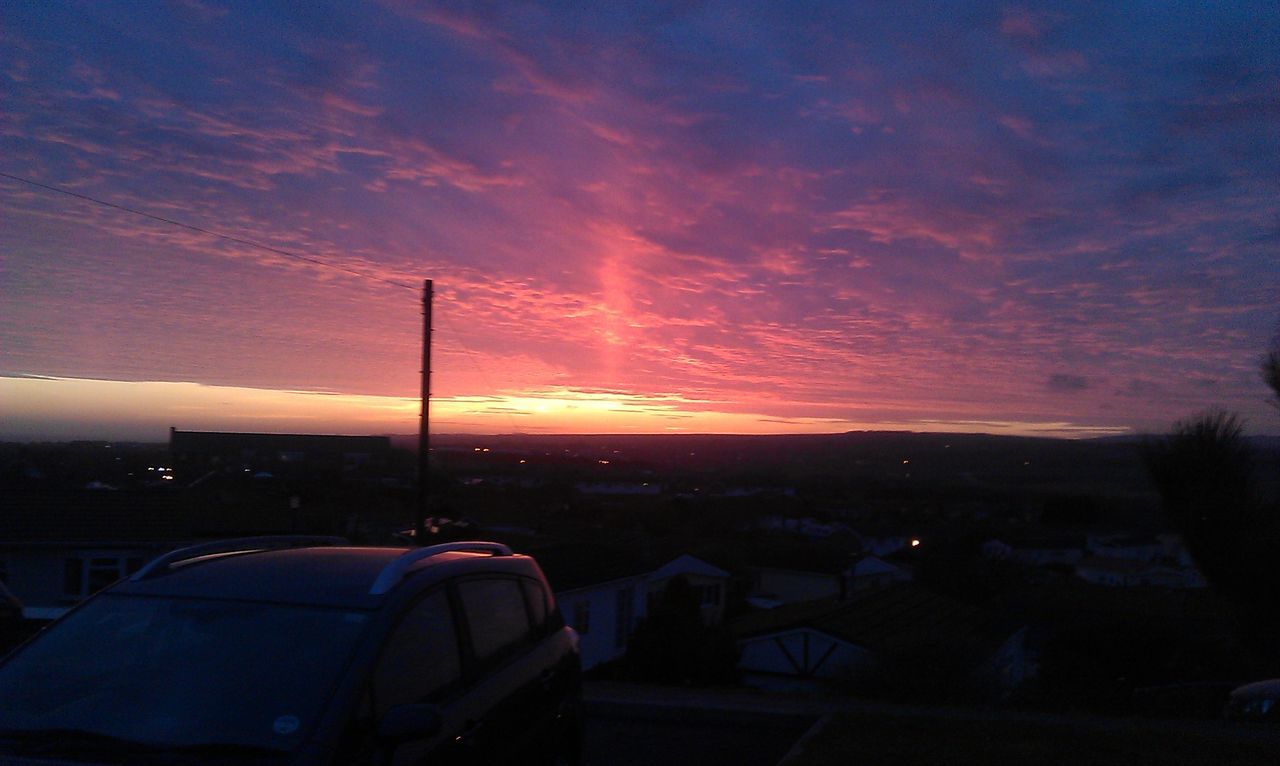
[1225, 679, 1280, 722]
[0, 536, 583, 765]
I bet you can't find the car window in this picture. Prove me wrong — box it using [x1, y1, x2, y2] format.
[521, 578, 549, 633]
[374, 589, 461, 716]
[457, 578, 531, 663]
[0, 594, 368, 752]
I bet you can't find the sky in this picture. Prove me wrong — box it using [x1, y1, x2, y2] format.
[2, 1, 1278, 441]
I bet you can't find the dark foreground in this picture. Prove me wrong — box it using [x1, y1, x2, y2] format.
[584, 702, 814, 766]
[788, 711, 1280, 766]
[582, 682, 1280, 766]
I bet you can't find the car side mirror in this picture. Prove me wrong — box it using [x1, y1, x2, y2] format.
[377, 703, 443, 744]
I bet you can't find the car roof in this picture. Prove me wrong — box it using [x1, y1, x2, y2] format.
[1230, 679, 1280, 699]
[109, 545, 536, 609]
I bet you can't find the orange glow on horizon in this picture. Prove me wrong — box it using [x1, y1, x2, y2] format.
[0, 375, 1135, 442]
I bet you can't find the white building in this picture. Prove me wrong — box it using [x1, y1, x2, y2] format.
[554, 573, 649, 671]
[846, 555, 910, 592]
[1074, 556, 1206, 589]
[647, 554, 731, 626]
[540, 547, 732, 670]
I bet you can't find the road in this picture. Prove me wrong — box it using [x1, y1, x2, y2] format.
[583, 702, 815, 766]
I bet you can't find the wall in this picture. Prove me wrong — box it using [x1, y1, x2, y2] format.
[752, 568, 841, 604]
[554, 575, 648, 670]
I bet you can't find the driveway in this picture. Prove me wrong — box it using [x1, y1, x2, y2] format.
[584, 700, 815, 766]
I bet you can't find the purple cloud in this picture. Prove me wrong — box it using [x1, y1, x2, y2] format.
[1, 0, 1278, 438]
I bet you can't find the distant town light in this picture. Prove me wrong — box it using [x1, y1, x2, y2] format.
[911, 538, 921, 547]
[598, 459, 610, 465]
[902, 459, 909, 464]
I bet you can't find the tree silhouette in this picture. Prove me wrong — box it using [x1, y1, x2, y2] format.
[624, 576, 738, 685]
[1142, 410, 1280, 653]
[1142, 412, 1253, 589]
[1264, 334, 1280, 410]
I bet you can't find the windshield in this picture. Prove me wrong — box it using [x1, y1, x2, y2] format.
[0, 594, 370, 753]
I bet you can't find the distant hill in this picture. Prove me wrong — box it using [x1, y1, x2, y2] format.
[383, 431, 1165, 499]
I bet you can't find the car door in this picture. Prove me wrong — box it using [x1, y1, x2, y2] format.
[453, 575, 554, 765]
[370, 586, 472, 766]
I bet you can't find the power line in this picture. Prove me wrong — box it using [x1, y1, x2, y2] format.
[0, 170, 418, 291]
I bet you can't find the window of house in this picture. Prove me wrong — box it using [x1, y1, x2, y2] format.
[572, 601, 590, 636]
[457, 578, 531, 663]
[62, 556, 139, 599]
[373, 589, 461, 717]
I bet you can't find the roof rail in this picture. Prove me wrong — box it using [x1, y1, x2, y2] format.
[131, 535, 348, 581]
[369, 541, 513, 595]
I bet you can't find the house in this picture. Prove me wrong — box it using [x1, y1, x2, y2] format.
[859, 534, 915, 558]
[0, 489, 190, 620]
[731, 584, 1030, 695]
[733, 598, 875, 691]
[646, 554, 731, 626]
[741, 542, 857, 608]
[1075, 556, 1206, 589]
[532, 543, 651, 670]
[1086, 534, 1165, 562]
[845, 555, 911, 592]
[747, 565, 844, 607]
[759, 515, 852, 539]
[532, 546, 735, 668]
[982, 533, 1085, 567]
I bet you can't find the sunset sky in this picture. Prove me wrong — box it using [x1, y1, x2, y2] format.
[2, 1, 1278, 441]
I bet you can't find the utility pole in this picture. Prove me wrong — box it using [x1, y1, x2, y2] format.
[415, 279, 433, 542]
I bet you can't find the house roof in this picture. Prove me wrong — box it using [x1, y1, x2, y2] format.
[850, 555, 900, 577]
[1076, 556, 1176, 576]
[1090, 533, 1162, 548]
[731, 584, 1008, 654]
[0, 490, 190, 542]
[649, 553, 729, 582]
[999, 532, 1087, 550]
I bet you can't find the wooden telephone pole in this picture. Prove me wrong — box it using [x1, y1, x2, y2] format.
[415, 279, 433, 542]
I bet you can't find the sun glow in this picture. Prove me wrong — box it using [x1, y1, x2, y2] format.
[0, 376, 1134, 441]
